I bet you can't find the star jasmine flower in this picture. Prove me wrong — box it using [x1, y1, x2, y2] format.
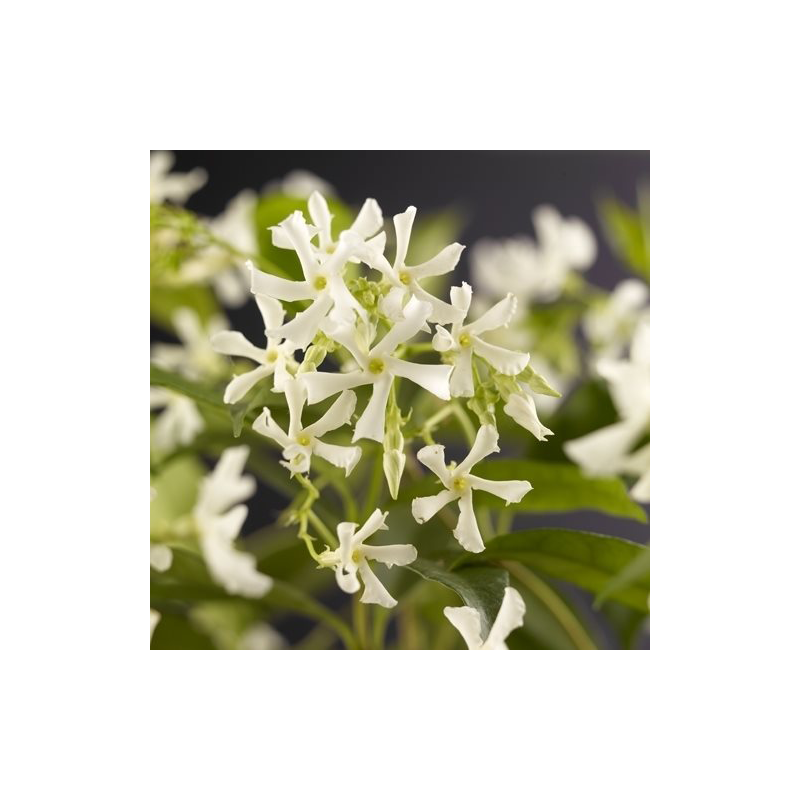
[471, 205, 596, 303]
[249, 212, 366, 349]
[564, 318, 650, 502]
[150, 151, 207, 205]
[252, 378, 362, 476]
[271, 190, 385, 264]
[361, 205, 464, 324]
[193, 446, 273, 598]
[432, 283, 529, 397]
[318, 509, 417, 608]
[301, 297, 453, 442]
[211, 294, 298, 404]
[584, 279, 649, 360]
[149, 388, 204, 453]
[444, 587, 526, 650]
[151, 308, 228, 381]
[411, 425, 532, 553]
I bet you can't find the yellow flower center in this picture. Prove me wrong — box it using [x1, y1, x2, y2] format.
[325, 243, 337, 254]
[399, 271, 412, 286]
[297, 434, 311, 447]
[265, 349, 278, 363]
[351, 550, 362, 563]
[453, 476, 468, 492]
[458, 332, 472, 347]
[313, 275, 328, 291]
[368, 358, 385, 375]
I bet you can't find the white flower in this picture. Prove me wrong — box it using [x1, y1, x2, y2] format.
[180, 190, 258, 307]
[584, 279, 649, 360]
[503, 389, 554, 442]
[471, 205, 596, 303]
[319, 509, 417, 608]
[211, 294, 298, 404]
[360, 205, 464, 324]
[252, 378, 361, 476]
[264, 170, 335, 199]
[151, 308, 227, 381]
[444, 587, 526, 650]
[150, 609, 161, 641]
[271, 190, 384, 264]
[150, 151, 207, 205]
[250, 212, 367, 349]
[432, 282, 529, 397]
[193, 446, 273, 598]
[301, 297, 453, 442]
[150, 543, 173, 572]
[411, 425, 532, 553]
[238, 623, 285, 650]
[564, 318, 649, 501]
[150, 389, 204, 453]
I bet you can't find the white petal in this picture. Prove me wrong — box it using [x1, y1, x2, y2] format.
[449, 348, 475, 397]
[357, 559, 397, 608]
[483, 587, 526, 650]
[304, 389, 357, 437]
[223, 365, 273, 404]
[411, 489, 458, 523]
[630, 468, 650, 503]
[282, 377, 306, 436]
[336, 521, 357, 558]
[563, 419, 643, 475]
[372, 296, 432, 357]
[278, 211, 322, 283]
[464, 293, 517, 335]
[453, 490, 485, 552]
[270, 293, 333, 350]
[280, 443, 312, 475]
[443, 606, 484, 650]
[458, 424, 500, 473]
[353, 508, 390, 545]
[200, 526, 272, 598]
[449, 282, 473, 315]
[350, 198, 383, 240]
[352, 373, 393, 442]
[312, 441, 362, 476]
[249, 263, 315, 302]
[385, 357, 452, 400]
[307, 191, 333, 248]
[301, 369, 372, 404]
[319, 317, 370, 368]
[468, 476, 532, 505]
[411, 285, 462, 325]
[360, 543, 417, 567]
[472, 337, 529, 375]
[211, 504, 249, 542]
[503, 393, 554, 442]
[379, 285, 407, 320]
[255, 294, 285, 332]
[150, 543, 173, 572]
[327, 273, 365, 324]
[335, 563, 361, 594]
[392, 206, 416, 268]
[252, 407, 292, 449]
[149, 387, 170, 409]
[211, 331, 265, 363]
[432, 325, 455, 352]
[271, 355, 293, 392]
[407, 242, 465, 278]
[415, 444, 452, 485]
[150, 609, 161, 640]
[196, 446, 255, 516]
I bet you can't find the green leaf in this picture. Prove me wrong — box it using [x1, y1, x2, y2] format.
[598, 193, 650, 282]
[593, 546, 650, 610]
[150, 456, 204, 528]
[150, 363, 227, 412]
[462, 529, 649, 611]
[402, 558, 509, 638]
[471, 459, 647, 521]
[150, 284, 220, 329]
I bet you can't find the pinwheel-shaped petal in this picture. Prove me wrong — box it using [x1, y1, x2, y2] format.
[444, 587, 526, 650]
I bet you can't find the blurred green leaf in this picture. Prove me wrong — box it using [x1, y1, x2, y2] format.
[593, 546, 650, 610]
[598, 192, 650, 281]
[150, 284, 220, 329]
[461, 529, 649, 611]
[150, 456, 204, 528]
[402, 558, 509, 638]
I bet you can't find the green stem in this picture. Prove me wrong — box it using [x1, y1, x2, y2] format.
[353, 596, 369, 649]
[503, 561, 597, 650]
[451, 401, 477, 441]
[307, 509, 338, 549]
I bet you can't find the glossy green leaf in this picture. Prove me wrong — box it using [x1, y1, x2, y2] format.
[593, 546, 650, 610]
[461, 528, 649, 611]
[402, 558, 509, 638]
[598, 191, 650, 282]
[150, 284, 220, 329]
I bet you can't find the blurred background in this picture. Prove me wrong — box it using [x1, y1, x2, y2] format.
[152, 150, 650, 649]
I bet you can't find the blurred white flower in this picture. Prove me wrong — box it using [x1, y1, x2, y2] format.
[253, 378, 361, 476]
[150, 389, 204, 453]
[471, 205, 596, 303]
[193, 446, 273, 598]
[150, 609, 161, 641]
[584, 279, 649, 360]
[444, 587, 526, 650]
[238, 623, 285, 650]
[412, 425, 532, 552]
[360, 205, 464, 324]
[150, 151, 206, 205]
[211, 294, 298, 404]
[302, 297, 452, 442]
[319, 509, 417, 608]
[151, 308, 227, 381]
[264, 170, 334, 199]
[432, 282, 529, 397]
[149, 543, 172, 572]
[564, 318, 650, 502]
